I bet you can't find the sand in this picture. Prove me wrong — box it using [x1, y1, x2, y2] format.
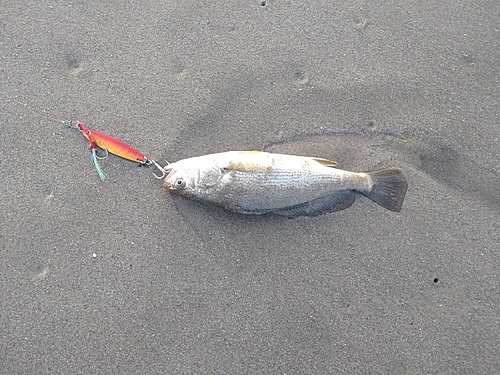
[1, 1, 499, 373]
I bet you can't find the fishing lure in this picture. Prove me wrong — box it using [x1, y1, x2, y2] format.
[77, 122, 166, 180]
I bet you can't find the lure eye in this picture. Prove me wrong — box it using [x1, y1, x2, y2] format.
[174, 178, 186, 190]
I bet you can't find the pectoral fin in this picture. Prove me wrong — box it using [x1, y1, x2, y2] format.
[273, 191, 355, 218]
[311, 157, 338, 167]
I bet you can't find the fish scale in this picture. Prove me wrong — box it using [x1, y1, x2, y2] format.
[226, 168, 359, 211]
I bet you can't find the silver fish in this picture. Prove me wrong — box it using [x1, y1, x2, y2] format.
[163, 151, 407, 218]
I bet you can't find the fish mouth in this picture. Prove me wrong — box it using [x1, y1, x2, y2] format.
[162, 167, 177, 190]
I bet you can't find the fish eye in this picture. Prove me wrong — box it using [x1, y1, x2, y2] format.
[174, 178, 186, 190]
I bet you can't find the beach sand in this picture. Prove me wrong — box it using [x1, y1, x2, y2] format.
[1, 1, 499, 373]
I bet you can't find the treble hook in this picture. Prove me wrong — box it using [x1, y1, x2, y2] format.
[151, 160, 168, 179]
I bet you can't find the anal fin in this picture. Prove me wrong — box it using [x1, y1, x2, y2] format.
[273, 191, 355, 218]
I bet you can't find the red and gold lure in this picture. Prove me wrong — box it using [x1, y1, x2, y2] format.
[77, 122, 166, 180]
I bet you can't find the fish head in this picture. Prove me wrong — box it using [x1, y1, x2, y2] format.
[163, 162, 198, 197]
[163, 158, 227, 199]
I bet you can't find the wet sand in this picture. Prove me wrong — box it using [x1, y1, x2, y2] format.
[1, 1, 499, 373]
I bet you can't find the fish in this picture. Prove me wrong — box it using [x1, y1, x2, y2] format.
[162, 151, 408, 218]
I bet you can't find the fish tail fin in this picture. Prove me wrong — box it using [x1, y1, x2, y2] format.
[363, 169, 407, 212]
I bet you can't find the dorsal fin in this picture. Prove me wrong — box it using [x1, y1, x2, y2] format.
[237, 151, 262, 155]
[311, 157, 338, 167]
